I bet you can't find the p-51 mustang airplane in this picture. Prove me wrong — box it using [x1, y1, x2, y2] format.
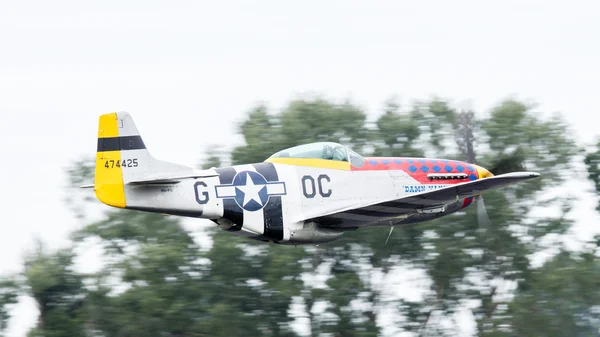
[87, 112, 540, 245]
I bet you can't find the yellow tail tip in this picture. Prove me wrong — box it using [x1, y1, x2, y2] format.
[94, 112, 126, 209]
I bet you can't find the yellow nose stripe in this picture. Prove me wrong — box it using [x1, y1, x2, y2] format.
[474, 165, 493, 179]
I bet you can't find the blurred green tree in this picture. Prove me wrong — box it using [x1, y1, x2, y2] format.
[23, 242, 86, 337]
[231, 98, 369, 165]
[230, 98, 384, 336]
[372, 97, 423, 158]
[0, 278, 20, 337]
[408, 99, 578, 336]
[225, 97, 579, 336]
[61, 156, 305, 337]
[3, 95, 582, 337]
[72, 210, 212, 336]
[510, 242, 600, 337]
[584, 137, 600, 211]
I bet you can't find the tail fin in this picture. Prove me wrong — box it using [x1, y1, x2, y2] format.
[95, 112, 193, 208]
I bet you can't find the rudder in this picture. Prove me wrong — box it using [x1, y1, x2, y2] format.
[95, 112, 130, 208]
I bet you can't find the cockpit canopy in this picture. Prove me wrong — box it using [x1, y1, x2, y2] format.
[269, 142, 366, 167]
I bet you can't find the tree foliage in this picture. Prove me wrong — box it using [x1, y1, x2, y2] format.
[3, 95, 594, 337]
[0, 278, 20, 337]
[24, 242, 86, 337]
[585, 137, 600, 211]
[510, 242, 600, 337]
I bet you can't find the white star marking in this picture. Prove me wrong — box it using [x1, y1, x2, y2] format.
[236, 172, 266, 207]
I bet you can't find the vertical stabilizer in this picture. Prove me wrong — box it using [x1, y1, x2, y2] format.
[94, 111, 192, 208]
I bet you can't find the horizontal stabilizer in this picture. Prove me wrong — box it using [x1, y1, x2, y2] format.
[80, 169, 219, 188]
[126, 169, 220, 185]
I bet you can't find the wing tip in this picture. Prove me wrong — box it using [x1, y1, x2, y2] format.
[496, 171, 540, 179]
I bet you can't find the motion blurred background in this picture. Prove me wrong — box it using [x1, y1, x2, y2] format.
[1, 1, 599, 336]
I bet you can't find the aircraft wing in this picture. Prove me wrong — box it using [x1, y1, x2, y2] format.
[307, 171, 540, 228]
[80, 169, 219, 188]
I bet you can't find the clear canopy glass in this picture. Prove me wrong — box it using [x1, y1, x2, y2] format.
[269, 142, 366, 167]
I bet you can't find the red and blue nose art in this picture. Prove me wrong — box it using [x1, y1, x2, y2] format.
[353, 157, 479, 182]
[353, 157, 478, 209]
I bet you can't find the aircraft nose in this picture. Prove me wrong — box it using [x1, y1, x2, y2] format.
[473, 164, 494, 179]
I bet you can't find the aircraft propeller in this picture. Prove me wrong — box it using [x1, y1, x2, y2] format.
[385, 226, 394, 245]
[475, 145, 525, 231]
[476, 194, 493, 230]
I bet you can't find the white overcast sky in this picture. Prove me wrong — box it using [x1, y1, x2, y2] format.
[1, 0, 599, 336]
